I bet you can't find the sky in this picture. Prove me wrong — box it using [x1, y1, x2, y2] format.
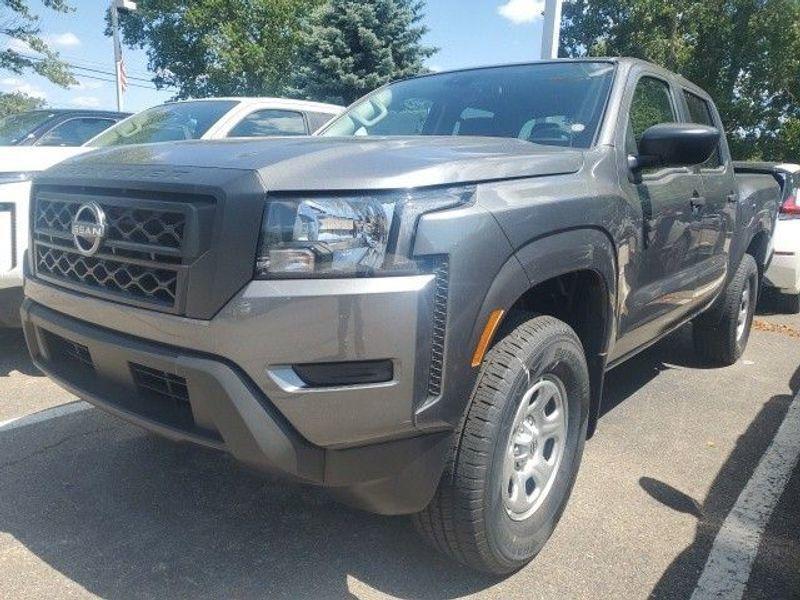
[0, 0, 548, 114]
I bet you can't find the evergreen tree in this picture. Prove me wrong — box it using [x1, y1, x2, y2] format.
[293, 0, 437, 105]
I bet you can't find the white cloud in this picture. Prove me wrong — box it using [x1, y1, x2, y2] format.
[498, 0, 546, 24]
[0, 77, 47, 100]
[71, 96, 102, 108]
[44, 32, 81, 48]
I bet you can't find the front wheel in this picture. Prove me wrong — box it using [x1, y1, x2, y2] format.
[413, 315, 590, 575]
[694, 254, 759, 366]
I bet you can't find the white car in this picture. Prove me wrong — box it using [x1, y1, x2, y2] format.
[0, 97, 344, 326]
[0, 109, 129, 325]
[765, 163, 800, 313]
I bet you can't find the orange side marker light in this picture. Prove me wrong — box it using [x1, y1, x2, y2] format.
[471, 309, 505, 368]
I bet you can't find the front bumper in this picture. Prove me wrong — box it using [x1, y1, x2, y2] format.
[21, 295, 451, 514]
[0, 267, 23, 326]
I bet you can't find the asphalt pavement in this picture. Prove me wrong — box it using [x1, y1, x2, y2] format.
[0, 303, 798, 599]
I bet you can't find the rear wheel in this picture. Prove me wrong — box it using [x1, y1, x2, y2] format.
[413, 315, 590, 575]
[694, 254, 759, 365]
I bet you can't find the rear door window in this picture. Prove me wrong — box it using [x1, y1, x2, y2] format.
[683, 90, 722, 167]
[37, 118, 118, 147]
[228, 110, 308, 137]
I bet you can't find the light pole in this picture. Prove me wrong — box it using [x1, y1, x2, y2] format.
[110, 0, 137, 112]
[541, 0, 563, 60]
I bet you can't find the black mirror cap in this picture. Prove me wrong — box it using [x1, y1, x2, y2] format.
[636, 123, 721, 168]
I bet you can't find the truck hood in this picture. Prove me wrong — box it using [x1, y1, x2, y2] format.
[52, 136, 585, 190]
[0, 145, 89, 173]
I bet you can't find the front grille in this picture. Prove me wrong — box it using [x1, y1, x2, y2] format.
[427, 260, 449, 398]
[43, 330, 94, 370]
[32, 189, 213, 313]
[36, 245, 178, 306]
[130, 363, 190, 406]
[35, 197, 187, 258]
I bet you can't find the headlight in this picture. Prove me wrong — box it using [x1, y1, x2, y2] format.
[0, 172, 34, 184]
[255, 186, 474, 278]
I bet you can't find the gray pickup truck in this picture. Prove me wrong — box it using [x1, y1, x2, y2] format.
[21, 59, 781, 574]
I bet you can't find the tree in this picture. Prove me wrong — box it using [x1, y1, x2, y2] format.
[560, 0, 800, 161]
[0, 91, 45, 118]
[292, 0, 436, 105]
[113, 0, 322, 99]
[1, 0, 75, 86]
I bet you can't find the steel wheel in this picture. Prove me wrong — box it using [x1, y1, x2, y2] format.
[502, 375, 568, 521]
[736, 278, 751, 342]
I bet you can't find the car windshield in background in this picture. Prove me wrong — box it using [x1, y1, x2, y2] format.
[90, 100, 239, 147]
[0, 111, 55, 145]
[321, 62, 615, 148]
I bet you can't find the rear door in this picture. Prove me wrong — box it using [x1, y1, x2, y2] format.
[680, 89, 732, 280]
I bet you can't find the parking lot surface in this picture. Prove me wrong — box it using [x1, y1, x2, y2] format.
[1, 306, 798, 599]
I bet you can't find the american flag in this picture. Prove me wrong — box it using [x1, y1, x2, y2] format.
[117, 57, 128, 93]
[114, 35, 128, 93]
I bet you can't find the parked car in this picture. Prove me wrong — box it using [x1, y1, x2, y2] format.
[0, 110, 129, 325]
[20, 59, 781, 574]
[0, 109, 129, 147]
[0, 98, 343, 326]
[737, 163, 800, 313]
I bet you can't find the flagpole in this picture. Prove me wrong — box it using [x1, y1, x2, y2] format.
[110, 0, 123, 112]
[110, 0, 136, 112]
[541, 0, 563, 59]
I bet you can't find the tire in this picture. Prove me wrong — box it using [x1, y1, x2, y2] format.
[694, 254, 759, 366]
[413, 315, 590, 575]
[779, 292, 800, 315]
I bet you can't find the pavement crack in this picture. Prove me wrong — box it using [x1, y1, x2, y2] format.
[0, 424, 121, 470]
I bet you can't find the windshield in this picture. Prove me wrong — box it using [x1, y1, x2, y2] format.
[90, 100, 239, 147]
[0, 111, 55, 145]
[321, 62, 615, 148]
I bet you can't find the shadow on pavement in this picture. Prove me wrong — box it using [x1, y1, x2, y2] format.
[0, 327, 42, 378]
[601, 323, 714, 418]
[0, 410, 495, 600]
[647, 364, 800, 600]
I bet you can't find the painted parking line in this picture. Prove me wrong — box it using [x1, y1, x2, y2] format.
[691, 390, 800, 600]
[0, 401, 92, 432]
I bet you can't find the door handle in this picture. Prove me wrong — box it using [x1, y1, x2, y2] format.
[690, 194, 706, 210]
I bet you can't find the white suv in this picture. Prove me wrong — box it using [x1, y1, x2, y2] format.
[0, 98, 343, 326]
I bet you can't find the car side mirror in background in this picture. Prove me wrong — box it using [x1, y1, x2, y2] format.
[629, 123, 720, 171]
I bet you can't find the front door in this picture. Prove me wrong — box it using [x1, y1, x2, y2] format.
[615, 75, 707, 359]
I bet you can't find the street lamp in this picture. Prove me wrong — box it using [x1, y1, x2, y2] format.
[110, 0, 137, 112]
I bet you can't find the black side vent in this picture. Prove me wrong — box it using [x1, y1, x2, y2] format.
[43, 331, 94, 371]
[130, 363, 190, 407]
[428, 260, 449, 398]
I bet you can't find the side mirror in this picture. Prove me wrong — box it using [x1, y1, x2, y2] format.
[630, 123, 720, 171]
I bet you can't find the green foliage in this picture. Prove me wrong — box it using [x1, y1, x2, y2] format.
[561, 0, 800, 161]
[114, 0, 323, 99]
[0, 0, 75, 86]
[0, 91, 46, 118]
[292, 0, 436, 105]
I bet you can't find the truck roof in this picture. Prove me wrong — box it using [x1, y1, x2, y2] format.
[161, 97, 344, 113]
[407, 57, 709, 99]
